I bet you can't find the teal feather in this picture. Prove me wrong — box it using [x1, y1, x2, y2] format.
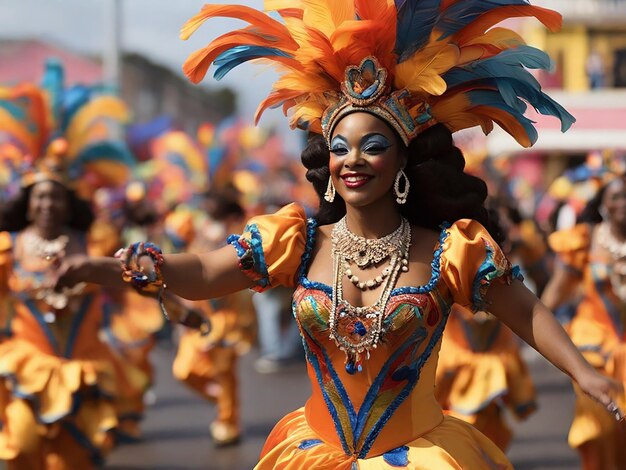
[444, 46, 551, 89]
[213, 46, 294, 80]
[395, 0, 441, 63]
[466, 89, 538, 144]
[40, 58, 65, 126]
[72, 141, 136, 168]
[60, 85, 92, 133]
[438, 1, 531, 39]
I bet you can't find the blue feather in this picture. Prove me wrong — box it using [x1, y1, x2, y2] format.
[213, 46, 294, 80]
[494, 78, 575, 131]
[60, 85, 92, 133]
[41, 58, 65, 125]
[395, 0, 442, 63]
[438, 0, 531, 39]
[443, 46, 551, 90]
[72, 141, 136, 167]
[466, 89, 538, 144]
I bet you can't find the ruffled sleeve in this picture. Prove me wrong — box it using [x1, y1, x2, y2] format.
[441, 220, 523, 312]
[547, 224, 590, 275]
[227, 203, 308, 292]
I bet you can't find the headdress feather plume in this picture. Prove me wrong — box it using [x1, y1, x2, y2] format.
[181, 0, 574, 148]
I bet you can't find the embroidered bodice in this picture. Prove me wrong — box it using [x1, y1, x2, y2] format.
[228, 203, 519, 458]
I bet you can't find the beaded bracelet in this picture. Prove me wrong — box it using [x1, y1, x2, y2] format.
[116, 242, 170, 320]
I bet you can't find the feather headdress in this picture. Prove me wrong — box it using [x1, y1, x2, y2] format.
[181, 0, 574, 147]
[0, 59, 135, 195]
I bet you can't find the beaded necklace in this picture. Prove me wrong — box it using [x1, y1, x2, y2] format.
[329, 216, 411, 374]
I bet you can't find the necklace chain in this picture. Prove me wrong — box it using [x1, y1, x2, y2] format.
[329, 216, 411, 374]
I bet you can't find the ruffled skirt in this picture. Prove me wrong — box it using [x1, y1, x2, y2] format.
[255, 408, 512, 470]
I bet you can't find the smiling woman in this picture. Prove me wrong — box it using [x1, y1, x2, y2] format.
[52, 1, 625, 469]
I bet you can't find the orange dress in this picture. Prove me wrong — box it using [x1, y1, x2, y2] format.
[228, 203, 519, 469]
[0, 231, 144, 469]
[89, 219, 162, 440]
[549, 224, 626, 465]
[435, 306, 536, 450]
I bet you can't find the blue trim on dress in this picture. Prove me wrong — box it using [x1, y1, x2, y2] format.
[471, 242, 523, 312]
[300, 337, 353, 455]
[299, 222, 452, 298]
[62, 421, 107, 466]
[353, 327, 428, 450]
[358, 295, 451, 458]
[21, 295, 61, 355]
[383, 445, 410, 467]
[64, 295, 94, 358]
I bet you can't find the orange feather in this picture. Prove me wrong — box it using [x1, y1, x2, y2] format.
[180, 4, 294, 42]
[453, 6, 562, 45]
[182, 28, 298, 84]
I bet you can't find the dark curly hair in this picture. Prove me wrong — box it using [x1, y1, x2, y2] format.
[0, 183, 94, 233]
[301, 123, 503, 243]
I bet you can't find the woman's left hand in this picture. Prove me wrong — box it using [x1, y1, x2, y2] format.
[576, 366, 625, 422]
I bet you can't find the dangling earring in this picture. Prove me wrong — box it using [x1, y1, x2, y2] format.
[324, 177, 336, 203]
[394, 169, 410, 205]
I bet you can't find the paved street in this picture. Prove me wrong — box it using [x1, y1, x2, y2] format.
[106, 343, 579, 470]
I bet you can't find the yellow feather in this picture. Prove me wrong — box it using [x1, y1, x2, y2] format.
[66, 97, 129, 158]
[394, 43, 460, 96]
[459, 28, 526, 64]
[301, 0, 354, 38]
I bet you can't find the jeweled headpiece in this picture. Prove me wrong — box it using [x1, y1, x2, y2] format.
[181, 0, 575, 148]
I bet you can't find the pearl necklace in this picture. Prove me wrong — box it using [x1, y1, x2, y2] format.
[22, 231, 69, 261]
[329, 216, 411, 374]
[597, 222, 626, 260]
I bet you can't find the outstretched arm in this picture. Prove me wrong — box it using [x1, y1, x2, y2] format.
[540, 262, 581, 311]
[487, 280, 623, 416]
[53, 244, 254, 301]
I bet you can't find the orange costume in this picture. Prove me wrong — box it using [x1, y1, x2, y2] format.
[435, 306, 536, 450]
[89, 219, 163, 440]
[172, 292, 255, 444]
[549, 224, 626, 468]
[179, 0, 575, 467]
[167, 209, 255, 445]
[226, 203, 521, 469]
[0, 231, 144, 469]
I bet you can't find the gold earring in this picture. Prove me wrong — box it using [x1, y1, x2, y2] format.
[324, 177, 336, 203]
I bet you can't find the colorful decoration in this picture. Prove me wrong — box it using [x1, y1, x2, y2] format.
[181, 0, 575, 148]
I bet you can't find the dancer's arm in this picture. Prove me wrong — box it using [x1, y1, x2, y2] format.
[488, 281, 623, 412]
[53, 244, 254, 301]
[540, 262, 581, 311]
